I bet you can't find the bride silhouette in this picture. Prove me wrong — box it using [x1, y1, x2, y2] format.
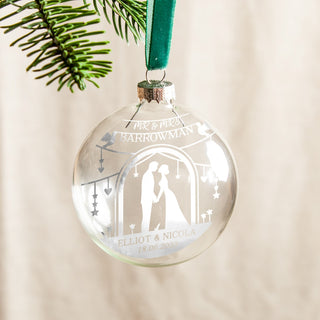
[156, 164, 189, 229]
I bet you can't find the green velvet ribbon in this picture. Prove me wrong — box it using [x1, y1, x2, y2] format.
[145, 0, 176, 71]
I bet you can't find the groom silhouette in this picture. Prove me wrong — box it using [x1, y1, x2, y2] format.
[141, 161, 159, 233]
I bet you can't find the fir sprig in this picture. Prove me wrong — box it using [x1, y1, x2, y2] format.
[91, 0, 146, 42]
[0, 0, 112, 91]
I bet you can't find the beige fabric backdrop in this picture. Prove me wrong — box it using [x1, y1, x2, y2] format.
[1, 0, 320, 319]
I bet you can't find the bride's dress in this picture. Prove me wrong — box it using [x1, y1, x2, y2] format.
[159, 177, 189, 229]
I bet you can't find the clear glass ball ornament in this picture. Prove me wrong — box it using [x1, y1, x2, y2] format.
[72, 80, 237, 267]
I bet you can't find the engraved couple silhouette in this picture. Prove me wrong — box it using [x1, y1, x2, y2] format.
[140, 161, 189, 233]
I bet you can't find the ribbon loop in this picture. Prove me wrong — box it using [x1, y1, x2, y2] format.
[145, 0, 176, 71]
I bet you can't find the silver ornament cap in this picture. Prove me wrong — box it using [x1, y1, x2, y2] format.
[137, 80, 175, 104]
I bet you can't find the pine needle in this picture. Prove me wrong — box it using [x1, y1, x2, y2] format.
[91, 0, 146, 43]
[0, 0, 112, 91]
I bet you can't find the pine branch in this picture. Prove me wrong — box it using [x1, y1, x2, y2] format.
[0, 0, 112, 92]
[91, 0, 146, 42]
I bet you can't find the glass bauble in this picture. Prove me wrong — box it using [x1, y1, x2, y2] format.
[72, 81, 237, 266]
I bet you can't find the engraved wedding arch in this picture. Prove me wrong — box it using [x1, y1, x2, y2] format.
[115, 144, 199, 237]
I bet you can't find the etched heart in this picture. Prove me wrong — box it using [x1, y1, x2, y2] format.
[104, 188, 112, 195]
[200, 176, 207, 183]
